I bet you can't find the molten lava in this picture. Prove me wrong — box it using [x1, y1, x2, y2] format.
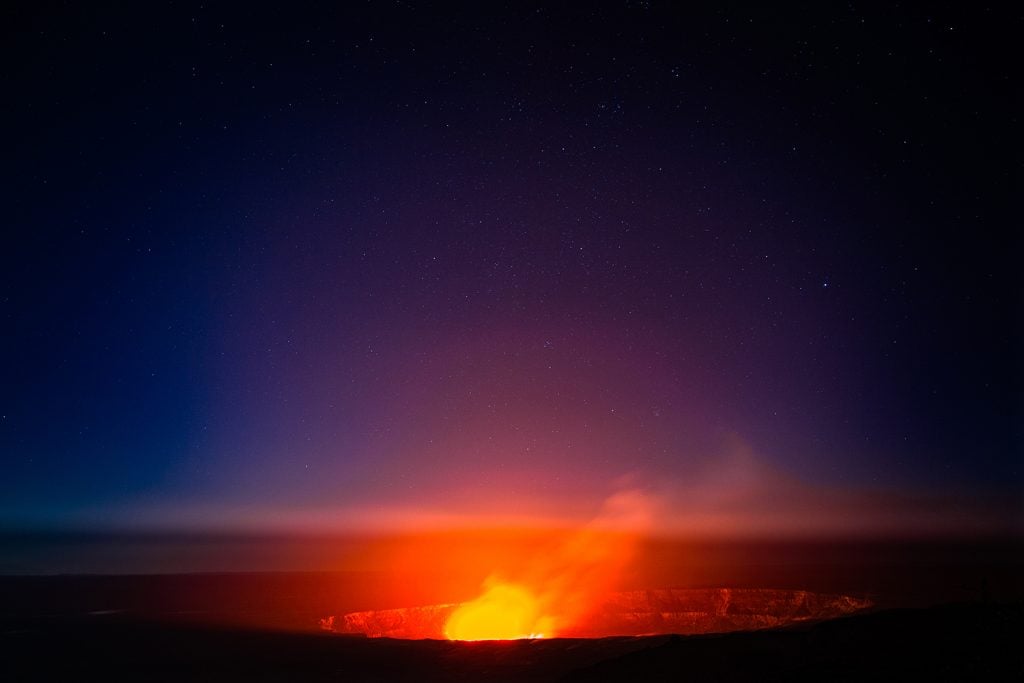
[328, 588, 874, 639]
[444, 581, 552, 640]
[441, 491, 652, 639]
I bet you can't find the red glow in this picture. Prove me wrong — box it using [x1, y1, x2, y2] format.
[435, 490, 650, 639]
[444, 581, 550, 640]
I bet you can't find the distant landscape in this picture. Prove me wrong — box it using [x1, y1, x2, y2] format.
[3, 1, 1018, 679]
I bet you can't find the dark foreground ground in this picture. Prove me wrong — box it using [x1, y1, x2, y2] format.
[2, 538, 1021, 680]
[1, 602, 1021, 682]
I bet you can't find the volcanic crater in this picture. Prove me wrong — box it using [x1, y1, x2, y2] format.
[323, 588, 873, 639]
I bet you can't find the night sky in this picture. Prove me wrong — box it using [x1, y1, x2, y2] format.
[2, 3, 1019, 541]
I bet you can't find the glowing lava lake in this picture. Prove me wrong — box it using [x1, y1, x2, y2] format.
[323, 587, 872, 640]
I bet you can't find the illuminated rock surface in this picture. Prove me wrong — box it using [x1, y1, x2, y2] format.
[326, 588, 873, 639]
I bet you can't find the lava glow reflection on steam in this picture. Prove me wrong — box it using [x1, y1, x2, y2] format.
[444, 580, 552, 640]
[442, 490, 652, 640]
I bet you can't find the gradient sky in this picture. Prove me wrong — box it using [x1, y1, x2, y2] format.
[1, 3, 1019, 538]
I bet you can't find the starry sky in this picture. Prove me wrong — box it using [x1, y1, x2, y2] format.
[1, 3, 1019, 539]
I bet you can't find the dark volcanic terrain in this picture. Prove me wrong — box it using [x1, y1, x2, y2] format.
[2, 603, 1020, 681]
